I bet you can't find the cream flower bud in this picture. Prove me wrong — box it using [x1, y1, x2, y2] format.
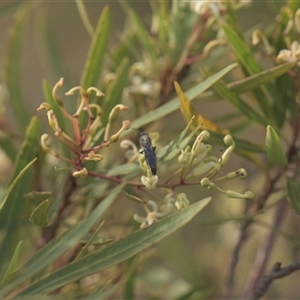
[72, 168, 88, 178]
[47, 110, 60, 132]
[37, 102, 52, 111]
[41, 134, 50, 152]
[191, 131, 210, 158]
[178, 145, 191, 166]
[224, 190, 254, 200]
[141, 174, 158, 189]
[200, 177, 214, 189]
[110, 120, 131, 142]
[220, 135, 235, 165]
[108, 105, 129, 125]
[175, 193, 190, 210]
[87, 151, 103, 161]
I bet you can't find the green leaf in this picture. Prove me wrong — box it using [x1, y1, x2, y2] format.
[39, 10, 75, 87]
[0, 241, 23, 285]
[0, 117, 39, 274]
[122, 0, 158, 69]
[157, 116, 195, 162]
[222, 23, 261, 75]
[123, 63, 238, 136]
[0, 184, 124, 298]
[151, 1, 169, 58]
[169, 0, 197, 65]
[81, 6, 110, 89]
[107, 163, 140, 177]
[159, 134, 194, 164]
[75, 0, 94, 38]
[265, 125, 287, 166]
[229, 61, 297, 95]
[75, 221, 105, 260]
[222, 22, 278, 120]
[201, 69, 275, 128]
[0, 158, 37, 211]
[191, 61, 297, 105]
[16, 198, 211, 296]
[29, 199, 51, 227]
[101, 57, 130, 125]
[5, 6, 30, 132]
[287, 178, 300, 214]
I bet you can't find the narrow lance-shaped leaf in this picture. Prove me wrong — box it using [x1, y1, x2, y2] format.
[122, 63, 238, 137]
[287, 178, 300, 215]
[121, 0, 158, 69]
[0, 158, 37, 211]
[17, 198, 211, 296]
[75, 0, 94, 38]
[157, 116, 196, 162]
[80, 5, 110, 127]
[201, 69, 276, 129]
[0, 241, 23, 285]
[81, 5, 110, 89]
[222, 22, 281, 123]
[0, 117, 39, 274]
[5, 7, 30, 132]
[229, 61, 297, 95]
[0, 184, 125, 298]
[188, 61, 297, 105]
[265, 125, 287, 166]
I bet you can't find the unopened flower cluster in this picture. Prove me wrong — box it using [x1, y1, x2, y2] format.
[37, 78, 131, 177]
[134, 130, 254, 229]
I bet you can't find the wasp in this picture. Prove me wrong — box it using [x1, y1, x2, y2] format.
[139, 132, 157, 175]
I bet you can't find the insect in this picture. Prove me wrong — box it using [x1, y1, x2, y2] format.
[139, 132, 157, 175]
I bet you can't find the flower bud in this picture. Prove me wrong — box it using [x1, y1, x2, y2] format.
[41, 134, 50, 152]
[200, 177, 214, 189]
[175, 193, 190, 210]
[178, 145, 191, 166]
[110, 120, 131, 143]
[108, 105, 129, 125]
[47, 110, 60, 132]
[88, 151, 103, 161]
[37, 102, 52, 111]
[224, 190, 254, 200]
[220, 135, 235, 165]
[72, 168, 88, 178]
[141, 173, 158, 189]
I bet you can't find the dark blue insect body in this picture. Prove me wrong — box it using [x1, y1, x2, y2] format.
[139, 132, 157, 175]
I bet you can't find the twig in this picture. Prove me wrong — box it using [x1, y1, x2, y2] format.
[222, 207, 251, 299]
[222, 170, 281, 299]
[240, 200, 288, 299]
[248, 260, 300, 300]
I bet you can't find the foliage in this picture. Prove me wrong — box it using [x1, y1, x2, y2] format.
[0, 1, 300, 299]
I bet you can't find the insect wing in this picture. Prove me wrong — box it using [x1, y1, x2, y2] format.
[143, 145, 157, 175]
[139, 133, 157, 175]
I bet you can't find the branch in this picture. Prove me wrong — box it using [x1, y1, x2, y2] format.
[222, 206, 251, 299]
[249, 260, 300, 300]
[222, 171, 282, 299]
[240, 200, 288, 299]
